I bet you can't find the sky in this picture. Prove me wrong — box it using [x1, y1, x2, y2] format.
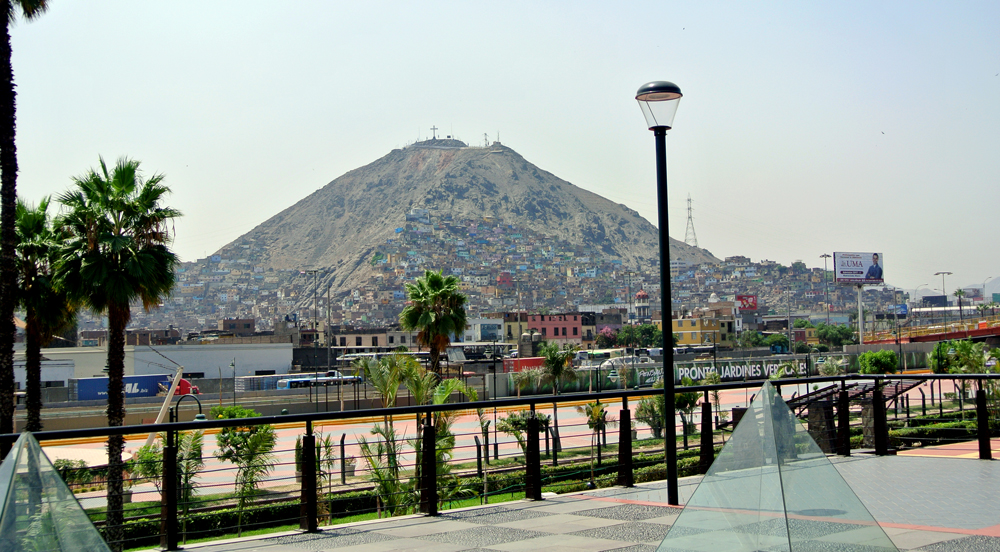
[8, 1, 1000, 297]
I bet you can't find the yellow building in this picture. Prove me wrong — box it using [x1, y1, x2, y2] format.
[671, 318, 734, 348]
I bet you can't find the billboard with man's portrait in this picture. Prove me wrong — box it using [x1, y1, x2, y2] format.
[834, 252, 884, 285]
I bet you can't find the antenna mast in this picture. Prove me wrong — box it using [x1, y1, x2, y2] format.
[684, 194, 699, 248]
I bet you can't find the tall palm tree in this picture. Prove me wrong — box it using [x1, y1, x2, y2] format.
[538, 341, 578, 453]
[55, 156, 180, 551]
[15, 196, 74, 432]
[399, 270, 467, 375]
[954, 289, 966, 322]
[0, 0, 48, 457]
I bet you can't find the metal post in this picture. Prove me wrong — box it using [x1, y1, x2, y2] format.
[484, 425, 490, 466]
[920, 388, 926, 417]
[525, 408, 542, 500]
[838, 390, 851, 456]
[419, 416, 438, 515]
[300, 421, 318, 532]
[654, 126, 679, 505]
[160, 429, 178, 550]
[474, 436, 483, 478]
[977, 388, 992, 460]
[700, 395, 714, 473]
[873, 379, 888, 455]
[618, 398, 634, 487]
[340, 434, 346, 485]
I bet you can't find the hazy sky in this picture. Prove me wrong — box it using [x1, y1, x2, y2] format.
[9, 2, 1000, 295]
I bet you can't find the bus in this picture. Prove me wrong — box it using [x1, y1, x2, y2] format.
[276, 370, 362, 390]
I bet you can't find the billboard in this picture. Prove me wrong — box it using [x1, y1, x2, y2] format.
[833, 252, 883, 285]
[736, 294, 758, 310]
[923, 295, 948, 307]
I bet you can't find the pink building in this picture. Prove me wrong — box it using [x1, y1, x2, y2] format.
[528, 313, 583, 345]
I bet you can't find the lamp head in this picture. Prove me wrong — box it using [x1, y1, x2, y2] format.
[194, 413, 207, 421]
[636, 81, 683, 130]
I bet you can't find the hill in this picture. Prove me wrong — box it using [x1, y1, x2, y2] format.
[213, 138, 719, 291]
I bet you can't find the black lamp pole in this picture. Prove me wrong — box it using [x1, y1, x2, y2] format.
[636, 80, 682, 506]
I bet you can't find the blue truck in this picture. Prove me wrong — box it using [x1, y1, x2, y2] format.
[70, 374, 174, 401]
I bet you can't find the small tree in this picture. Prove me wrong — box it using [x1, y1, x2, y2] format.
[674, 377, 700, 449]
[764, 333, 789, 351]
[538, 342, 579, 452]
[819, 357, 846, 376]
[212, 405, 276, 536]
[857, 350, 898, 374]
[497, 410, 550, 459]
[699, 372, 727, 426]
[177, 431, 205, 543]
[595, 327, 617, 348]
[575, 402, 617, 486]
[927, 342, 952, 374]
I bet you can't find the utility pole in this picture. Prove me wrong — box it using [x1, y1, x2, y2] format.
[820, 254, 831, 325]
[786, 290, 792, 353]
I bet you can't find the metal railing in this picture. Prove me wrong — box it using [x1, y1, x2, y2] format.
[4, 373, 1000, 550]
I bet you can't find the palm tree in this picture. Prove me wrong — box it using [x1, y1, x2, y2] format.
[0, 0, 49, 457]
[399, 270, 468, 375]
[954, 289, 966, 322]
[55, 156, 180, 551]
[575, 401, 616, 488]
[15, 197, 75, 432]
[538, 341, 578, 453]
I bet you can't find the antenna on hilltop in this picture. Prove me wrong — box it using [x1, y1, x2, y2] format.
[484, 133, 489, 147]
[684, 194, 699, 248]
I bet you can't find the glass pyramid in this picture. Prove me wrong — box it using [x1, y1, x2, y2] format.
[658, 381, 898, 552]
[0, 432, 111, 552]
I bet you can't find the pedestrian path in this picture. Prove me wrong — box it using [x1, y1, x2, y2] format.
[148, 454, 1000, 552]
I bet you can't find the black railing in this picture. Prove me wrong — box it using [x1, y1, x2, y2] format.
[6, 373, 1000, 550]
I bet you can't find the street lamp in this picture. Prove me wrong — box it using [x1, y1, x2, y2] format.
[169, 393, 207, 423]
[983, 276, 992, 309]
[935, 271, 952, 323]
[636, 80, 682, 506]
[230, 359, 236, 407]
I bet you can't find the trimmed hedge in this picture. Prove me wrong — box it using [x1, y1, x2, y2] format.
[118, 490, 379, 548]
[114, 446, 720, 548]
[889, 422, 974, 447]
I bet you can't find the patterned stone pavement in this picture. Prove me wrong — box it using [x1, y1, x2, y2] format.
[144, 454, 1000, 552]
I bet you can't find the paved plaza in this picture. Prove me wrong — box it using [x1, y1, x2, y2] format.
[143, 454, 1000, 552]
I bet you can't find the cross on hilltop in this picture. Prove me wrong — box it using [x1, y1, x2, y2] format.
[430, 126, 438, 139]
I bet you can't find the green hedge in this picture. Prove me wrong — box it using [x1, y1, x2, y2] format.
[889, 422, 974, 447]
[114, 446, 719, 548]
[117, 490, 379, 548]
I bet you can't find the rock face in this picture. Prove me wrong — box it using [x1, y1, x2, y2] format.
[215, 138, 718, 288]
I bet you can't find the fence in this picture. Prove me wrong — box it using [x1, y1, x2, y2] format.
[3, 373, 1000, 550]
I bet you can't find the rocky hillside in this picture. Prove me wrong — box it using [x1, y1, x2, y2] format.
[214, 138, 719, 289]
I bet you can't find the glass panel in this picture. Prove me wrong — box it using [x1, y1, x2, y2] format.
[658, 382, 897, 552]
[0, 433, 111, 551]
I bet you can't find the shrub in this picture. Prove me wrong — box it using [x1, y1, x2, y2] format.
[858, 350, 898, 374]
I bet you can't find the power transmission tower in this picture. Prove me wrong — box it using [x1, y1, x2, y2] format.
[684, 194, 699, 248]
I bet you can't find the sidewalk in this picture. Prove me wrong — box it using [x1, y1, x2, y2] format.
[150, 454, 1000, 552]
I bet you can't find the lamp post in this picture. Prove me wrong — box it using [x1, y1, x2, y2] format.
[820, 254, 831, 325]
[636, 80, 682, 505]
[983, 276, 992, 310]
[169, 393, 207, 423]
[230, 359, 236, 407]
[935, 271, 952, 323]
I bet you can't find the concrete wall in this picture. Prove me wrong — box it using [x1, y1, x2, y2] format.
[132, 343, 293, 378]
[36, 346, 136, 379]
